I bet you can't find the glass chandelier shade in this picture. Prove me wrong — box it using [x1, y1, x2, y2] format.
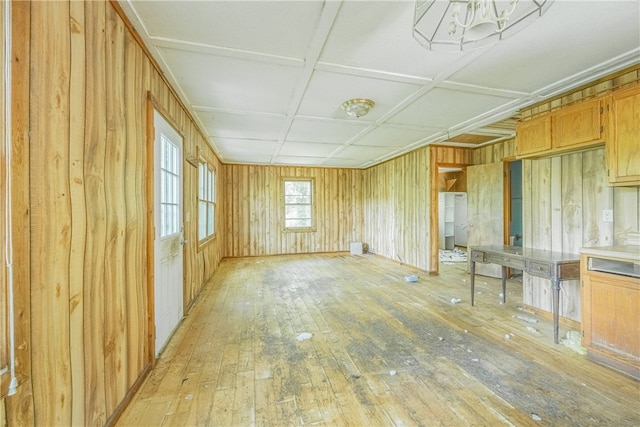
[413, 0, 554, 52]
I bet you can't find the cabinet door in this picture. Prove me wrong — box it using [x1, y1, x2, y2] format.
[516, 114, 551, 157]
[581, 265, 640, 376]
[607, 85, 640, 186]
[553, 98, 603, 149]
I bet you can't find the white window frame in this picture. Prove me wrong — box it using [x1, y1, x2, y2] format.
[283, 178, 315, 231]
[198, 160, 216, 243]
[159, 135, 180, 238]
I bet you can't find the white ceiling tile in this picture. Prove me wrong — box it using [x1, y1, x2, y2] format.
[130, 0, 323, 58]
[333, 145, 399, 160]
[448, 2, 640, 93]
[158, 48, 301, 114]
[297, 70, 422, 119]
[286, 119, 369, 144]
[323, 158, 369, 168]
[273, 156, 327, 166]
[214, 138, 277, 157]
[388, 88, 517, 128]
[223, 155, 271, 165]
[352, 126, 440, 148]
[320, 0, 464, 78]
[278, 141, 342, 157]
[199, 112, 286, 140]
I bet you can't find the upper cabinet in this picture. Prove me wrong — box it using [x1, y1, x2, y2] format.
[516, 97, 605, 159]
[515, 114, 551, 157]
[606, 85, 640, 186]
[553, 98, 603, 150]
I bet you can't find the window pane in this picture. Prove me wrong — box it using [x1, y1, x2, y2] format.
[284, 179, 313, 228]
[199, 201, 207, 240]
[207, 203, 214, 235]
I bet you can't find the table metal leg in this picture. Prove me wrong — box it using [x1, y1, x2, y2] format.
[501, 266, 507, 304]
[470, 261, 475, 306]
[552, 279, 560, 344]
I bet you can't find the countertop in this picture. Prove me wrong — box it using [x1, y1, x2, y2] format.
[580, 245, 640, 262]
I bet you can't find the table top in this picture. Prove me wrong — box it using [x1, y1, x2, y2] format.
[470, 245, 580, 263]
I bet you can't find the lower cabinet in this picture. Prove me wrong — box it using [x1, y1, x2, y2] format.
[580, 252, 640, 380]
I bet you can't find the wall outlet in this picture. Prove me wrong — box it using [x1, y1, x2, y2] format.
[602, 209, 613, 223]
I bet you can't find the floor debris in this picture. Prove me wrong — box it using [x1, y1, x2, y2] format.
[439, 248, 467, 262]
[404, 274, 419, 282]
[450, 297, 462, 304]
[561, 330, 588, 355]
[531, 413, 542, 421]
[296, 332, 313, 341]
[526, 326, 541, 334]
[514, 315, 538, 323]
[389, 370, 397, 376]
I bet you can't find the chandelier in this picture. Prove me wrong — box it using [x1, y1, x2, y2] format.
[413, 0, 554, 52]
[341, 98, 375, 118]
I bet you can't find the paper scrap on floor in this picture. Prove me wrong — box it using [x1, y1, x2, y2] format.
[439, 248, 467, 263]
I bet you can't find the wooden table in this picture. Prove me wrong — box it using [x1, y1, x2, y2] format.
[469, 245, 580, 343]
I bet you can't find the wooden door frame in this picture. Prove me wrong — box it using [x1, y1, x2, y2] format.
[145, 93, 187, 364]
[428, 148, 469, 276]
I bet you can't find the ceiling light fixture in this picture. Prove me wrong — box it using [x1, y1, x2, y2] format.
[413, 0, 553, 52]
[341, 98, 375, 118]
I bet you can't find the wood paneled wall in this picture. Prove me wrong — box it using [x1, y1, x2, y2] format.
[362, 147, 432, 271]
[522, 148, 640, 321]
[0, 0, 8, 402]
[224, 165, 363, 256]
[472, 138, 516, 164]
[473, 139, 639, 322]
[4, 1, 224, 425]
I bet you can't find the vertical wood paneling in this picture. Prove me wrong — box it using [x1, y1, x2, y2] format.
[7, 1, 226, 425]
[225, 165, 363, 257]
[614, 186, 640, 242]
[524, 158, 553, 313]
[582, 148, 614, 246]
[0, 0, 7, 396]
[363, 147, 432, 271]
[29, 2, 73, 424]
[104, 5, 128, 414]
[68, 1, 86, 424]
[83, 1, 108, 423]
[124, 29, 147, 386]
[561, 153, 583, 253]
[467, 162, 504, 278]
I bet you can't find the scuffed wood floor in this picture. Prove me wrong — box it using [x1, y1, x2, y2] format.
[118, 253, 640, 426]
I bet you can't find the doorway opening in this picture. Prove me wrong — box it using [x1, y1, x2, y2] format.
[437, 167, 468, 269]
[505, 159, 523, 280]
[507, 160, 523, 247]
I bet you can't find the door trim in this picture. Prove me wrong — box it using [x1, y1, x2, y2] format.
[429, 146, 470, 276]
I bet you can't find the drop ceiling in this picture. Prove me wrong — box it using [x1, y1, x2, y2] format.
[120, 0, 640, 168]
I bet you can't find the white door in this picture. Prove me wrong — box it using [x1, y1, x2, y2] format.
[153, 110, 184, 356]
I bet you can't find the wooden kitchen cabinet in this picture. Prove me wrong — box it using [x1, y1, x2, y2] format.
[515, 114, 552, 157]
[553, 97, 604, 150]
[606, 84, 640, 186]
[580, 251, 640, 380]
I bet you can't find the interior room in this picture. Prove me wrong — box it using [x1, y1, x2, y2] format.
[1, 1, 639, 426]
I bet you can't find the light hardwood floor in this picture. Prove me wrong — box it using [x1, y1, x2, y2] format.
[118, 253, 640, 426]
